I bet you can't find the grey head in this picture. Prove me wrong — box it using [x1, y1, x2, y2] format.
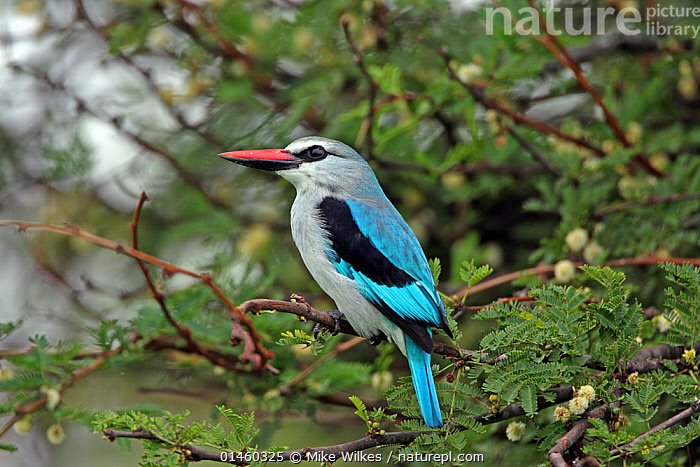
[219, 136, 383, 198]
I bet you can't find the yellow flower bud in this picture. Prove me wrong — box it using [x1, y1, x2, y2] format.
[456, 63, 482, 84]
[683, 348, 696, 364]
[625, 122, 643, 144]
[505, 421, 526, 441]
[13, 416, 32, 434]
[46, 424, 66, 445]
[554, 406, 570, 421]
[371, 371, 394, 392]
[568, 396, 589, 415]
[46, 388, 61, 411]
[554, 260, 575, 283]
[583, 241, 604, 264]
[565, 228, 588, 253]
[657, 315, 671, 333]
[578, 385, 595, 402]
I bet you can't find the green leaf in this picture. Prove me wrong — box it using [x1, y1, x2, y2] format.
[348, 395, 369, 423]
[429, 258, 441, 286]
[459, 259, 493, 291]
[520, 385, 538, 417]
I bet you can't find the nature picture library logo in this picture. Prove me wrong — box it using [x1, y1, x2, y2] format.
[485, 1, 700, 38]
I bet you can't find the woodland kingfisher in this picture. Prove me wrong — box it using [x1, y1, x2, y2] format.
[220, 136, 452, 428]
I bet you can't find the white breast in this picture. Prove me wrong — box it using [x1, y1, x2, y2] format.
[289, 189, 405, 354]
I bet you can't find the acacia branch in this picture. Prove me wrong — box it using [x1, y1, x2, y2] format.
[103, 385, 574, 465]
[0, 219, 275, 371]
[457, 255, 700, 297]
[548, 388, 623, 467]
[503, 123, 563, 177]
[609, 398, 700, 458]
[525, 0, 663, 178]
[103, 426, 431, 465]
[238, 298, 472, 361]
[129, 192, 254, 372]
[424, 40, 606, 158]
[0, 346, 121, 438]
[594, 193, 700, 218]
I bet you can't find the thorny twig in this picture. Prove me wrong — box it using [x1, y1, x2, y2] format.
[102, 385, 576, 465]
[0, 219, 275, 372]
[0, 346, 122, 438]
[525, 0, 664, 178]
[609, 399, 700, 458]
[129, 192, 254, 372]
[594, 193, 700, 218]
[456, 254, 700, 298]
[548, 388, 623, 467]
[503, 122, 563, 177]
[424, 41, 607, 158]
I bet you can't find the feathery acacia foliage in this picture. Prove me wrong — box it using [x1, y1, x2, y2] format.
[0, 0, 699, 465]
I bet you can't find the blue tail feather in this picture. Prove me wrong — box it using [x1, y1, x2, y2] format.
[405, 335, 443, 428]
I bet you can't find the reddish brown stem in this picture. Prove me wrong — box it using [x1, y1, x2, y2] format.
[427, 42, 606, 157]
[525, 0, 663, 178]
[595, 193, 700, 218]
[0, 346, 121, 438]
[458, 255, 700, 298]
[128, 192, 255, 373]
[0, 219, 275, 371]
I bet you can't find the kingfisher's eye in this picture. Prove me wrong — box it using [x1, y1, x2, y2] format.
[307, 146, 327, 159]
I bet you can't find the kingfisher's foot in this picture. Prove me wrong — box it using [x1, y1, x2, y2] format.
[367, 332, 386, 346]
[313, 309, 344, 338]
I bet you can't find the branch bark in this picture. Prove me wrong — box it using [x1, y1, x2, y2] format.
[0, 219, 275, 372]
[0, 346, 121, 438]
[609, 398, 700, 458]
[548, 389, 623, 467]
[458, 255, 700, 297]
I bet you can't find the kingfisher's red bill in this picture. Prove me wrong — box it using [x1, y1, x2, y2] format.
[219, 149, 301, 171]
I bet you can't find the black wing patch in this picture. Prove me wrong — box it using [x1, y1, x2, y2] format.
[317, 197, 413, 287]
[317, 197, 434, 353]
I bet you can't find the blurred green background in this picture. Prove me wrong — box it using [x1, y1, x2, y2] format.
[0, 0, 699, 465]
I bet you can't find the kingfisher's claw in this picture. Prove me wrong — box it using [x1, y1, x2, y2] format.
[312, 309, 344, 338]
[367, 333, 386, 346]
